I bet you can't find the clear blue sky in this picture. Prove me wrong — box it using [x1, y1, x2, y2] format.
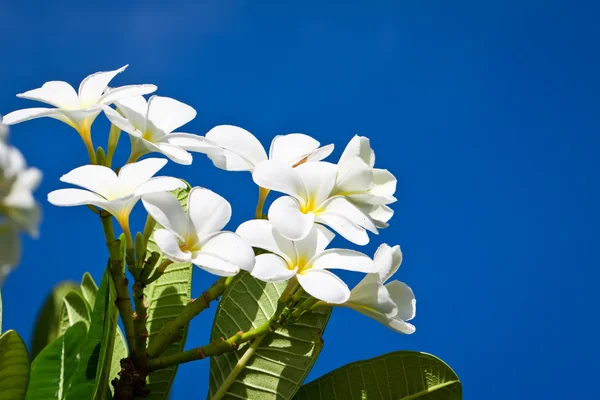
[2, 1, 599, 399]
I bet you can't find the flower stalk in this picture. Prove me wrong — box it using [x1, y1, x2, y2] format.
[145, 277, 230, 358]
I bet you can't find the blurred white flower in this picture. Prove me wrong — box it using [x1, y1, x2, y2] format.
[332, 135, 397, 227]
[345, 244, 416, 334]
[47, 158, 184, 232]
[0, 116, 8, 140]
[236, 220, 375, 303]
[253, 160, 378, 245]
[204, 125, 334, 172]
[142, 188, 255, 276]
[2, 65, 156, 160]
[0, 121, 42, 285]
[103, 95, 219, 165]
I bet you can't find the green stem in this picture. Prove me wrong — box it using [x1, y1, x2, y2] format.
[106, 124, 121, 168]
[102, 215, 137, 353]
[289, 296, 319, 321]
[147, 322, 271, 371]
[142, 214, 156, 247]
[254, 187, 270, 219]
[132, 280, 149, 365]
[143, 259, 172, 285]
[146, 277, 229, 358]
[279, 277, 299, 304]
[211, 336, 266, 400]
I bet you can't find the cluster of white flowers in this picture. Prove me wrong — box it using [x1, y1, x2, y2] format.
[3, 66, 415, 333]
[0, 116, 42, 285]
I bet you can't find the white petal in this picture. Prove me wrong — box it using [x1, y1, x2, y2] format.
[102, 105, 143, 136]
[4, 168, 42, 208]
[235, 219, 296, 264]
[118, 158, 167, 189]
[268, 196, 314, 241]
[17, 81, 79, 109]
[99, 84, 157, 105]
[153, 229, 191, 262]
[292, 224, 335, 263]
[187, 187, 232, 238]
[154, 143, 193, 165]
[208, 149, 254, 171]
[371, 168, 397, 200]
[339, 135, 375, 167]
[191, 253, 240, 276]
[47, 188, 107, 208]
[60, 164, 121, 198]
[1, 108, 71, 126]
[294, 162, 337, 206]
[142, 192, 188, 240]
[146, 96, 196, 133]
[374, 244, 402, 283]
[115, 96, 148, 131]
[306, 144, 334, 162]
[205, 125, 267, 170]
[252, 160, 306, 200]
[78, 65, 128, 105]
[133, 177, 185, 197]
[357, 203, 393, 229]
[347, 302, 415, 334]
[314, 214, 369, 246]
[320, 196, 378, 233]
[336, 157, 373, 193]
[199, 231, 255, 273]
[310, 249, 375, 273]
[386, 280, 416, 321]
[269, 133, 319, 165]
[251, 253, 296, 282]
[163, 133, 221, 154]
[347, 274, 397, 317]
[296, 268, 350, 304]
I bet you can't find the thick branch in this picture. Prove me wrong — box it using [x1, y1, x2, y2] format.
[145, 277, 228, 358]
[147, 320, 273, 371]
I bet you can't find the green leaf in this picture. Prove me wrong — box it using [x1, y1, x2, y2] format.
[65, 267, 118, 400]
[0, 330, 30, 400]
[294, 351, 462, 400]
[58, 290, 91, 337]
[30, 281, 79, 359]
[208, 272, 331, 400]
[0, 290, 3, 333]
[144, 185, 193, 400]
[77, 272, 127, 398]
[80, 273, 99, 308]
[144, 258, 193, 399]
[26, 321, 88, 400]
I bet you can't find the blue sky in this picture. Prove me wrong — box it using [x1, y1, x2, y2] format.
[1, 1, 599, 399]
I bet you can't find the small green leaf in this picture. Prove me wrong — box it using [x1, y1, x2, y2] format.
[30, 281, 79, 359]
[208, 272, 331, 400]
[65, 267, 118, 400]
[0, 290, 3, 333]
[80, 273, 99, 308]
[58, 290, 91, 336]
[294, 351, 462, 400]
[26, 321, 88, 400]
[0, 330, 30, 400]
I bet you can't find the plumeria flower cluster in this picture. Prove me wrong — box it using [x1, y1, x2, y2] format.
[3, 66, 415, 334]
[0, 116, 42, 285]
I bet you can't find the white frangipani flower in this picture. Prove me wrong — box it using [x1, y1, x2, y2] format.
[103, 95, 218, 165]
[332, 135, 397, 226]
[253, 160, 378, 245]
[0, 138, 42, 237]
[345, 244, 416, 334]
[142, 188, 255, 277]
[47, 158, 184, 233]
[2, 65, 156, 160]
[204, 125, 334, 172]
[236, 220, 375, 304]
